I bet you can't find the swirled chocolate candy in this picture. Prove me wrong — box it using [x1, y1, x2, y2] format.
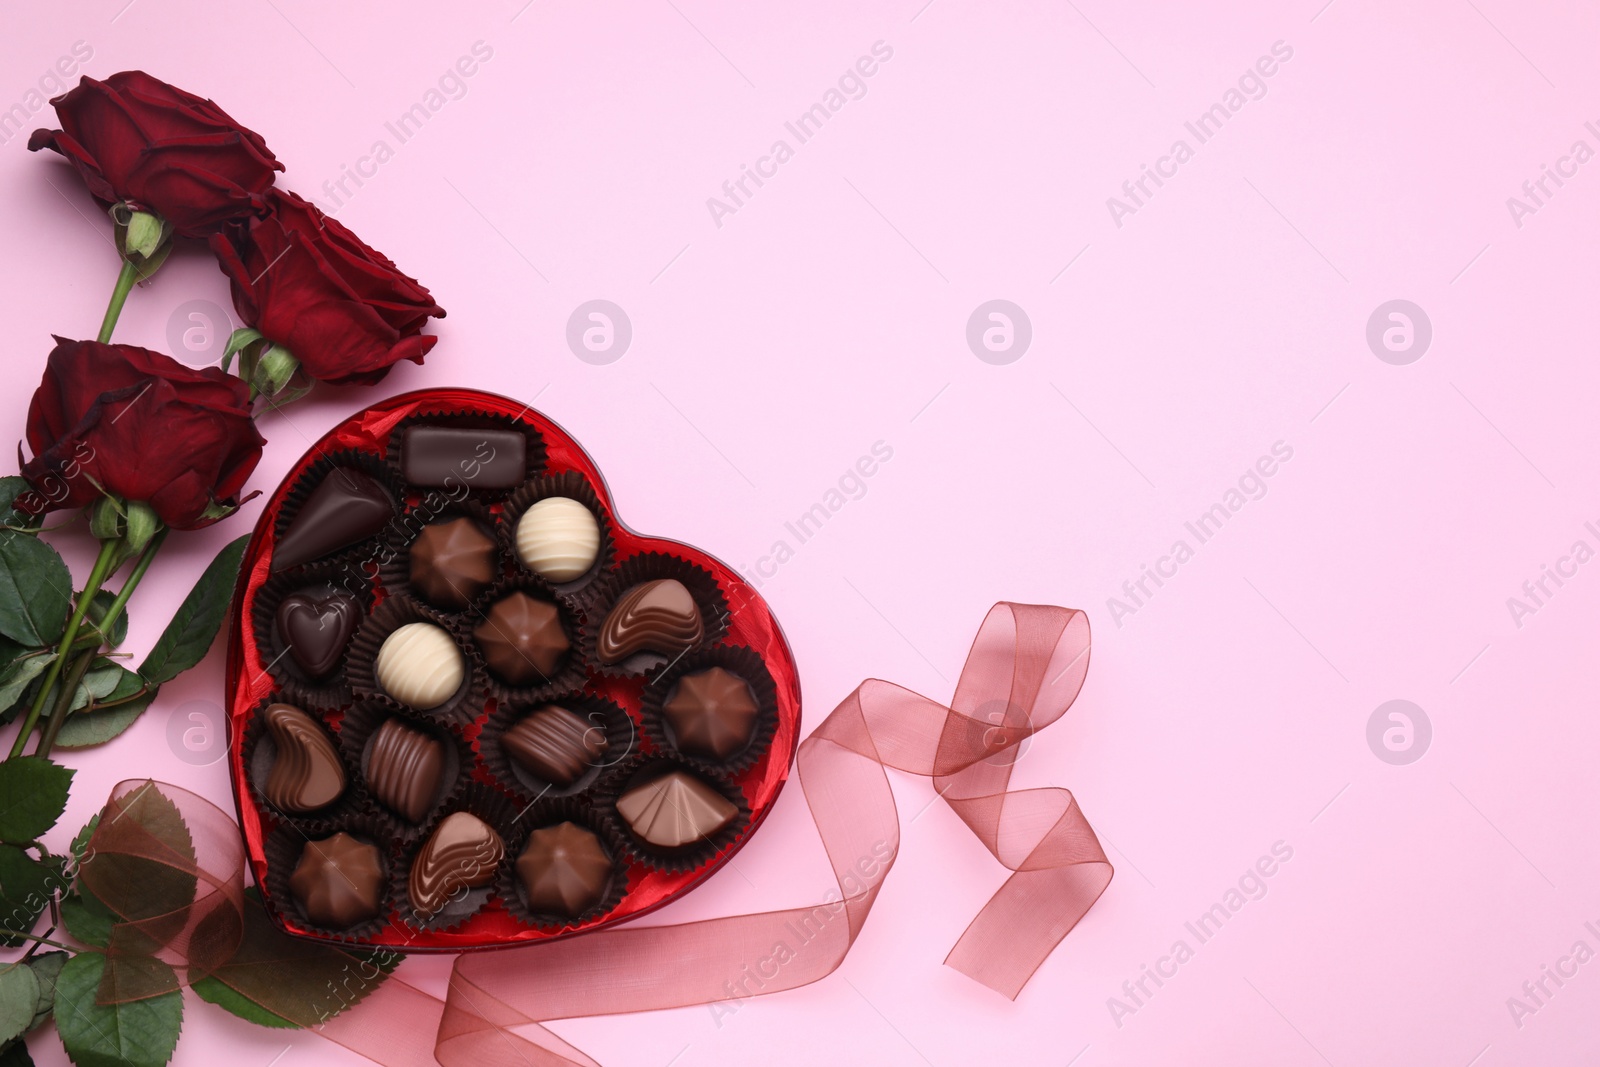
[408, 812, 504, 920]
[276, 590, 360, 680]
[515, 497, 600, 582]
[663, 668, 759, 760]
[289, 833, 384, 928]
[402, 426, 527, 489]
[261, 703, 345, 813]
[472, 592, 568, 686]
[516, 822, 612, 917]
[272, 468, 393, 574]
[616, 770, 737, 849]
[367, 719, 445, 823]
[409, 517, 497, 609]
[597, 579, 702, 664]
[375, 623, 464, 709]
[503, 706, 607, 786]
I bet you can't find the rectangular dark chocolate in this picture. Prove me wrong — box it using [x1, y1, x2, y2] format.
[402, 426, 526, 489]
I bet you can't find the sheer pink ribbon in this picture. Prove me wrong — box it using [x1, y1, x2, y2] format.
[87, 603, 1111, 1066]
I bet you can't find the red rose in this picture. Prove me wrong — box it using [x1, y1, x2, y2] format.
[210, 190, 445, 386]
[20, 338, 265, 530]
[29, 71, 281, 237]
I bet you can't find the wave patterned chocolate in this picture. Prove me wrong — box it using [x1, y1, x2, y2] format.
[262, 703, 346, 813]
[408, 812, 504, 920]
[597, 579, 703, 663]
[367, 719, 445, 823]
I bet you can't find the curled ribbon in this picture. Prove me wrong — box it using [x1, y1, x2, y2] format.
[80, 603, 1111, 1066]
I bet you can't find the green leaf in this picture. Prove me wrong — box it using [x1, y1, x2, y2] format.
[0, 760, 73, 843]
[0, 1037, 35, 1066]
[138, 536, 248, 686]
[0, 846, 67, 948]
[59, 894, 111, 951]
[0, 534, 71, 648]
[68, 817, 97, 869]
[73, 787, 194, 958]
[0, 965, 39, 1045]
[0, 656, 54, 726]
[74, 593, 129, 653]
[0, 478, 32, 526]
[53, 953, 182, 1067]
[25, 952, 67, 1031]
[54, 693, 156, 750]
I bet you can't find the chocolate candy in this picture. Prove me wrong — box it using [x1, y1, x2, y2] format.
[272, 468, 393, 573]
[472, 592, 568, 686]
[402, 426, 527, 490]
[409, 518, 497, 610]
[616, 770, 736, 849]
[515, 497, 600, 582]
[276, 590, 360, 680]
[261, 703, 345, 813]
[409, 812, 504, 920]
[502, 706, 607, 786]
[375, 623, 464, 709]
[664, 668, 759, 760]
[366, 719, 445, 823]
[597, 579, 703, 664]
[516, 822, 612, 917]
[289, 833, 384, 928]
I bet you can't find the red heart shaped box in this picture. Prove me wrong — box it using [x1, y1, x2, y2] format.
[225, 388, 801, 950]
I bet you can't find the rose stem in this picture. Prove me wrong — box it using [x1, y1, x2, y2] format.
[33, 528, 167, 760]
[0, 930, 73, 953]
[6, 539, 120, 759]
[96, 259, 138, 344]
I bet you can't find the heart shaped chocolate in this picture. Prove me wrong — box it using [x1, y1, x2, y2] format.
[227, 390, 801, 951]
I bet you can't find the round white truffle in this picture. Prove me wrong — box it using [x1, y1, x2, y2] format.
[375, 622, 463, 709]
[515, 497, 600, 582]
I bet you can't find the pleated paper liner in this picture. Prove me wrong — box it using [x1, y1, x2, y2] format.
[267, 450, 406, 579]
[583, 552, 732, 680]
[596, 757, 751, 875]
[338, 699, 474, 842]
[639, 645, 780, 777]
[390, 783, 520, 935]
[494, 798, 631, 932]
[385, 407, 548, 504]
[498, 471, 617, 600]
[462, 574, 589, 706]
[250, 563, 374, 710]
[376, 496, 506, 617]
[478, 691, 636, 803]
[345, 596, 485, 728]
[241, 698, 367, 835]
[262, 812, 397, 943]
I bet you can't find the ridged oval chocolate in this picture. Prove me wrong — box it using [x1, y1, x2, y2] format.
[502, 706, 607, 786]
[597, 579, 703, 663]
[408, 812, 504, 920]
[262, 703, 345, 813]
[366, 719, 445, 823]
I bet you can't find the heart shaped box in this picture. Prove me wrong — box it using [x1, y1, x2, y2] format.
[225, 388, 801, 950]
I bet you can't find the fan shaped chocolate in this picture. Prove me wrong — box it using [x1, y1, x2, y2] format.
[408, 812, 504, 921]
[289, 833, 384, 928]
[597, 579, 703, 663]
[409, 517, 497, 609]
[366, 719, 445, 823]
[663, 668, 759, 759]
[276, 590, 360, 679]
[516, 822, 612, 917]
[261, 703, 345, 813]
[472, 592, 568, 686]
[616, 770, 737, 849]
[502, 706, 607, 786]
[272, 468, 393, 573]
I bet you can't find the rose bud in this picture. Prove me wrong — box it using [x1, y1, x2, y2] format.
[19, 338, 265, 530]
[210, 190, 446, 387]
[29, 70, 282, 238]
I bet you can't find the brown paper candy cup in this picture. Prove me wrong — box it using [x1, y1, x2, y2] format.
[386, 408, 547, 503]
[269, 450, 405, 579]
[462, 575, 588, 705]
[640, 645, 780, 776]
[597, 757, 750, 874]
[263, 814, 396, 943]
[391, 784, 519, 934]
[584, 553, 731, 679]
[346, 597, 484, 727]
[478, 692, 636, 803]
[377, 498, 506, 616]
[496, 798, 630, 931]
[241, 698, 365, 833]
[499, 472, 617, 599]
[251, 564, 374, 710]
[338, 699, 472, 840]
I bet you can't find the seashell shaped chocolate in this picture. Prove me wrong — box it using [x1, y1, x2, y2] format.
[597, 579, 702, 663]
[408, 812, 504, 920]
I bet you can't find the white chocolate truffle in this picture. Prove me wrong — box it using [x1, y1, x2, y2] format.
[375, 623, 463, 709]
[515, 497, 600, 582]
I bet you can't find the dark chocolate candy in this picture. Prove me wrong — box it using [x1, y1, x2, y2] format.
[276, 590, 360, 680]
[409, 518, 497, 610]
[261, 703, 345, 813]
[516, 822, 612, 917]
[472, 592, 568, 686]
[663, 668, 759, 760]
[402, 426, 527, 490]
[616, 770, 736, 849]
[408, 812, 504, 920]
[272, 468, 394, 574]
[502, 706, 606, 786]
[289, 833, 385, 928]
[366, 719, 446, 823]
[597, 579, 702, 664]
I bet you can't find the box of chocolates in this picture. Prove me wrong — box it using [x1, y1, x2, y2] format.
[225, 389, 801, 949]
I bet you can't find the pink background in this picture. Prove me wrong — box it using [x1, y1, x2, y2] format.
[4, 1, 1599, 1064]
